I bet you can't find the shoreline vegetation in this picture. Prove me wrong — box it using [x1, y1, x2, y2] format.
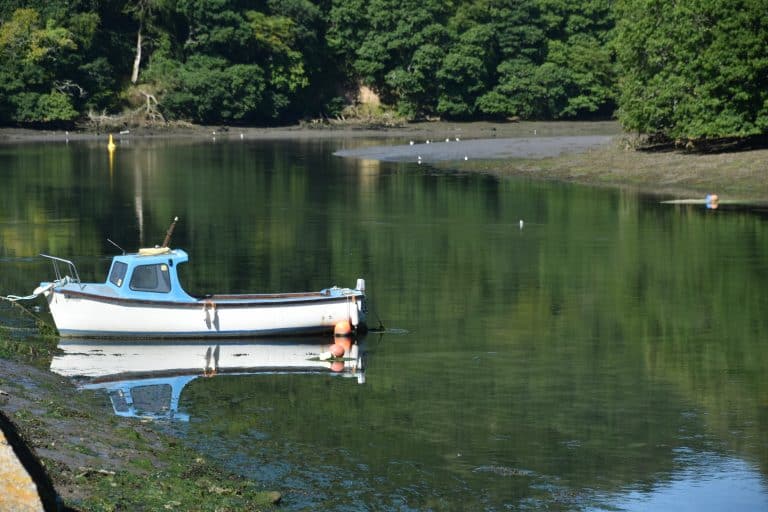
[1, 119, 766, 509]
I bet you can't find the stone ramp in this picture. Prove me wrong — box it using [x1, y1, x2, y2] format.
[0, 428, 45, 511]
[0, 410, 62, 512]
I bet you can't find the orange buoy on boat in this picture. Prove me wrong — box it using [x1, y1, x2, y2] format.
[334, 320, 352, 337]
[329, 344, 345, 358]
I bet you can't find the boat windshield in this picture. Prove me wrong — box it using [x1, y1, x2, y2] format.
[130, 263, 172, 293]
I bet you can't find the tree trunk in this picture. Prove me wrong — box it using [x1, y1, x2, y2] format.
[131, 24, 143, 84]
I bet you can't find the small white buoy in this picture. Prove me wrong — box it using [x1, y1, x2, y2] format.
[409, 140, 414, 145]
[464, 155, 468, 160]
[519, 220, 524, 229]
[426, 140, 430, 144]
[533, 129, 537, 135]
[240, 132, 244, 139]
[455, 137, 460, 141]
[445, 138, 450, 142]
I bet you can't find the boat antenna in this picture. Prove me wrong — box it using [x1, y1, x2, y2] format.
[107, 238, 126, 255]
[162, 216, 179, 248]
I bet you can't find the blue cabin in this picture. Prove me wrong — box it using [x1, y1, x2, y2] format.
[105, 248, 196, 302]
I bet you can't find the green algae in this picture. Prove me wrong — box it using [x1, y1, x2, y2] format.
[76, 450, 280, 512]
[0, 331, 281, 511]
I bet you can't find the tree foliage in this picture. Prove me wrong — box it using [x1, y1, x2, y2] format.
[0, 0, 765, 139]
[0, 8, 79, 124]
[614, 0, 768, 139]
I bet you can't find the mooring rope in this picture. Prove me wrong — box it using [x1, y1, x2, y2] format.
[0, 282, 56, 303]
[0, 297, 42, 324]
[0, 281, 64, 324]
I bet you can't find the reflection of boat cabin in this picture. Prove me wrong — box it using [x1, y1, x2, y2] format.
[87, 375, 196, 421]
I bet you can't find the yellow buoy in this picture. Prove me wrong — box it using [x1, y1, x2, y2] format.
[107, 134, 116, 152]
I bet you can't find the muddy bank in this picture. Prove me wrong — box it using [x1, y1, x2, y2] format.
[0, 347, 279, 511]
[322, 122, 768, 201]
[447, 138, 768, 201]
[2, 120, 764, 201]
[334, 135, 613, 162]
[0, 120, 619, 144]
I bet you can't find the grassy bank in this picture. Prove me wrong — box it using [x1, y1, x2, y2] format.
[0, 319, 279, 511]
[452, 136, 768, 201]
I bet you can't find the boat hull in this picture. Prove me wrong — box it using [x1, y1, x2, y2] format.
[45, 287, 366, 338]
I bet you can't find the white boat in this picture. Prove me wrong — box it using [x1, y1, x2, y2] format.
[35, 246, 367, 339]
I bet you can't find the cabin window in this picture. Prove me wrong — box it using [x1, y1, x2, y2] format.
[130, 264, 172, 293]
[109, 261, 128, 287]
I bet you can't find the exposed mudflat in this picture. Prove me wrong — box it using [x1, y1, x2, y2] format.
[334, 135, 614, 163]
[0, 120, 620, 144]
[2, 117, 766, 199]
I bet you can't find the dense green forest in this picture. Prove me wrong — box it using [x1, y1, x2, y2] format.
[0, 0, 766, 140]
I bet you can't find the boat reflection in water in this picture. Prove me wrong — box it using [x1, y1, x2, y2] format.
[50, 337, 366, 421]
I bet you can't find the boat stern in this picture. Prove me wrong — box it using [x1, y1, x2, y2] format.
[351, 278, 368, 333]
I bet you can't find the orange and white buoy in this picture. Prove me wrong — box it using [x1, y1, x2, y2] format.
[334, 320, 352, 337]
[329, 344, 345, 358]
[319, 341, 346, 361]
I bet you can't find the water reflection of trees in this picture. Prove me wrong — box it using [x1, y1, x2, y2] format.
[1, 139, 767, 503]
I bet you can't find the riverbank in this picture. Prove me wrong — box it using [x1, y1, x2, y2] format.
[0, 120, 618, 143]
[0, 327, 280, 511]
[452, 137, 768, 201]
[3, 120, 765, 200]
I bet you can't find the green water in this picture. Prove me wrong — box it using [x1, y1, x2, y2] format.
[1, 135, 768, 510]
